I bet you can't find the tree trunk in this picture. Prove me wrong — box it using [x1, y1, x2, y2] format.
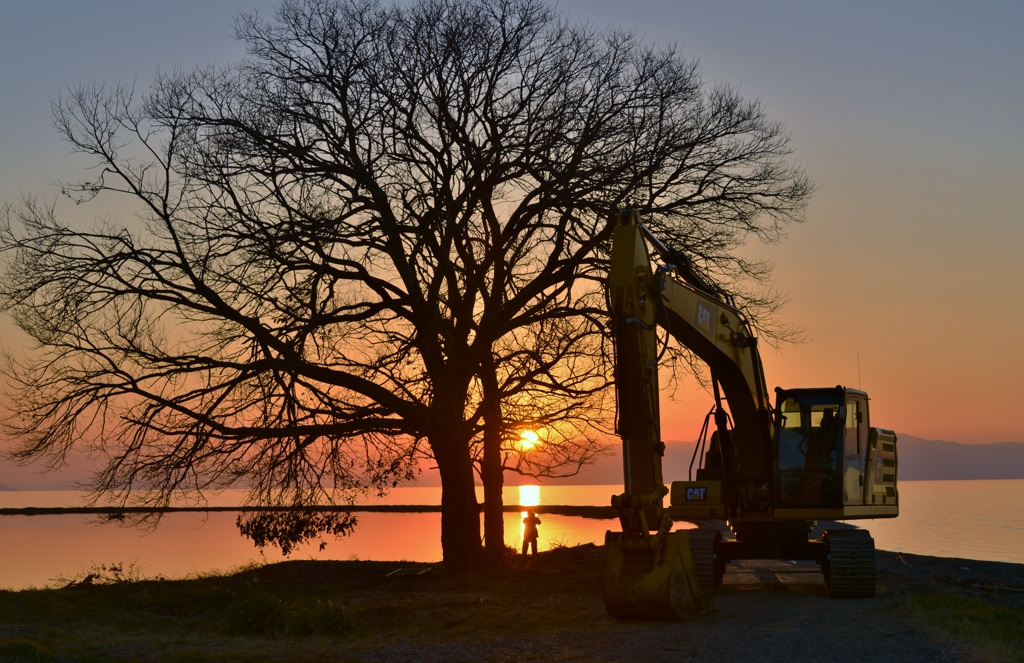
[481, 360, 505, 561]
[430, 410, 483, 572]
[481, 431, 505, 561]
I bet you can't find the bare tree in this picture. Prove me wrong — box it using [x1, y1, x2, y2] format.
[0, 0, 811, 571]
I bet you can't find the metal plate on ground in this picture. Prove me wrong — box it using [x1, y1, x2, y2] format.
[720, 572, 761, 587]
[718, 561, 826, 592]
[774, 573, 825, 585]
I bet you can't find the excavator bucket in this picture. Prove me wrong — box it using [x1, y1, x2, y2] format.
[602, 530, 711, 620]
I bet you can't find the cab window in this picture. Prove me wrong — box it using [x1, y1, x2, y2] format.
[844, 400, 859, 456]
[776, 396, 843, 505]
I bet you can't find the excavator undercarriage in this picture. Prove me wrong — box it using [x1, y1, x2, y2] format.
[602, 210, 898, 619]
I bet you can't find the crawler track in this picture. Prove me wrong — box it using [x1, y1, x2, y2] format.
[688, 528, 723, 591]
[824, 529, 876, 598]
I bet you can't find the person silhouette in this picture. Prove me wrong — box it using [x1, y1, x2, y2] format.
[522, 509, 541, 555]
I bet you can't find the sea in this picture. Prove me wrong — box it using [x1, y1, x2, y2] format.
[1, 480, 1022, 590]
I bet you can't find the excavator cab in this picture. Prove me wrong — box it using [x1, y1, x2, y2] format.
[772, 386, 899, 519]
[774, 390, 846, 508]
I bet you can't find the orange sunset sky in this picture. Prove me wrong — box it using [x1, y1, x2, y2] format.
[0, 0, 1020, 497]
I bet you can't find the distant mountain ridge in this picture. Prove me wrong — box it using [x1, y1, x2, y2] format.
[894, 435, 1024, 481]
[502, 434, 1024, 485]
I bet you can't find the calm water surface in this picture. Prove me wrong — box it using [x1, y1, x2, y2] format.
[1, 480, 1021, 590]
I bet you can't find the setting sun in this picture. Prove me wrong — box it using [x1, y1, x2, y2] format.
[519, 430, 539, 450]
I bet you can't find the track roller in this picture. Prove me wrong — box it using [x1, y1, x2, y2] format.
[823, 529, 876, 598]
[688, 528, 723, 591]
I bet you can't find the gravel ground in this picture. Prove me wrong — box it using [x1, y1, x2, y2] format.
[333, 548, 1001, 663]
[365, 591, 963, 663]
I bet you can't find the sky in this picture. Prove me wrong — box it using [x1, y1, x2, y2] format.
[551, 1, 1024, 446]
[0, 0, 1021, 491]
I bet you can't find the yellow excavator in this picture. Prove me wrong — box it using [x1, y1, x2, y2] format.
[603, 209, 899, 620]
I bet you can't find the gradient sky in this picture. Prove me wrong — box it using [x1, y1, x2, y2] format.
[1, 0, 1021, 457]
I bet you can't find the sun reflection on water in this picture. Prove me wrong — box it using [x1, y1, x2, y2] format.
[518, 484, 540, 508]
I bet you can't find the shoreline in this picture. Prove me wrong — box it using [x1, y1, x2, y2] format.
[4, 541, 1024, 596]
[0, 503, 619, 518]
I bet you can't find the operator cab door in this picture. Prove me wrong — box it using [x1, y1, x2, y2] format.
[843, 395, 868, 505]
[774, 394, 844, 508]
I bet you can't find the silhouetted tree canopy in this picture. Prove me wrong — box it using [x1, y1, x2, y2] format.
[0, 0, 811, 570]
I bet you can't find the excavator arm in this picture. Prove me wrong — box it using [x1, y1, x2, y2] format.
[609, 209, 773, 522]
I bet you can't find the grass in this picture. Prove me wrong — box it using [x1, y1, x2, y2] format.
[0, 544, 607, 662]
[1, 580, 365, 660]
[223, 581, 353, 637]
[901, 592, 1024, 662]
